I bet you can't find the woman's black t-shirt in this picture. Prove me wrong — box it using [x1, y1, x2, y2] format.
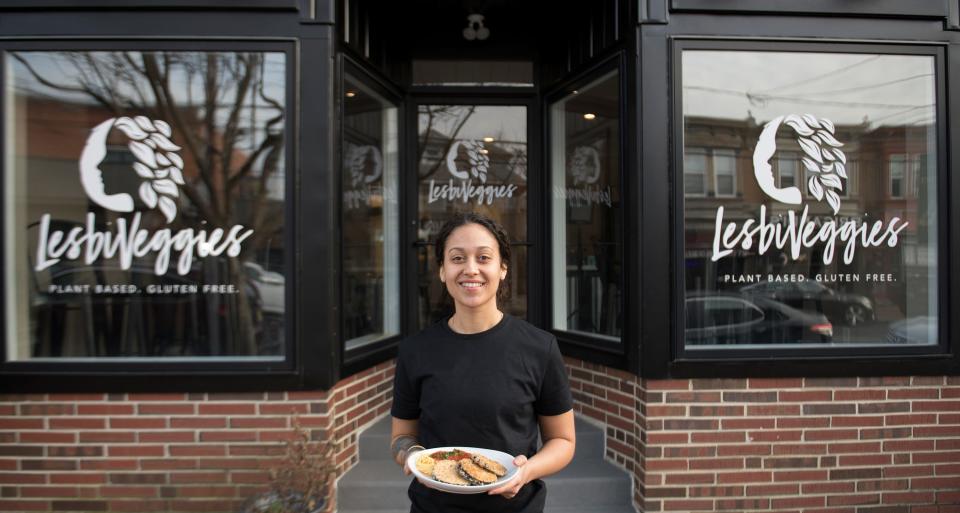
[390, 313, 573, 513]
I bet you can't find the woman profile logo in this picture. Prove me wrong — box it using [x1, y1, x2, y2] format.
[79, 116, 185, 223]
[753, 114, 847, 215]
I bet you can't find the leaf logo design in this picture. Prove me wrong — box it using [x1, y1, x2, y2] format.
[753, 114, 846, 215]
[79, 116, 185, 223]
[570, 146, 602, 186]
[445, 140, 490, 183]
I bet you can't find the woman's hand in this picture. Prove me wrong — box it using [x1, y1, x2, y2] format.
[487, 454, 529, 499]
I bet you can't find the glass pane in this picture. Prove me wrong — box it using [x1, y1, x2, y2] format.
[682, 50, 938, 348]
[5, 50, 287, 359]
[342, 76, 400, 350]
[550, 70, 622, 340]
[416, 105, 527, 328]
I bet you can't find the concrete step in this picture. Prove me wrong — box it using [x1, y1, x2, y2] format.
[358, 416, 606, 460]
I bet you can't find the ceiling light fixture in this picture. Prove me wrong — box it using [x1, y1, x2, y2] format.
[483, 136, 495, 143]
[583, 113, 596, 120]
[345, 91, 357, 98]
[463, 14, 490, 41]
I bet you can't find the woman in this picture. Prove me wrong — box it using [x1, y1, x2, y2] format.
[390, 212, 576, 513]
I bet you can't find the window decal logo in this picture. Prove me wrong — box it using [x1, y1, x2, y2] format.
[426, 139, 518, 205]
[35, 117, 254, 276]
[754, 114, 846, 215]
[343, 142, 394, 209]
[711, 113, 908, 266]
[80, 116, 185, 223]
[553, 144, 613, 208]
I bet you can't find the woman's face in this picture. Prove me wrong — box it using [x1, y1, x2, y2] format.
[439, 223, 507, 312]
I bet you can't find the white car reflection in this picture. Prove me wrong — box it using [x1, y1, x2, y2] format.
[244, 262, 284, 314]
[885, 316, 937, 345]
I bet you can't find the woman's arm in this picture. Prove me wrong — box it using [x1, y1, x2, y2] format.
[488, 409, 576, 497]
[390, 416, 422, 475]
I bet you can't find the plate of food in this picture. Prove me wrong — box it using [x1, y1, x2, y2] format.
[406, 446, 520, 494]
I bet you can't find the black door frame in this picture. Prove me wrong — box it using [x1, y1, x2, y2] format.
[403, 90, 544, 333]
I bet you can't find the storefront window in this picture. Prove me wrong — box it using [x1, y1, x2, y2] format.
[4, 50, 288, 360]
[682, 50, 938, 349]
[550, 70, 622, 340]
[415, 104, 528, 328]
[342, 74, 399, 350]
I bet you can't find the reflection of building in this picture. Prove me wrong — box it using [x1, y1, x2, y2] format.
[684, 115, 932, 322]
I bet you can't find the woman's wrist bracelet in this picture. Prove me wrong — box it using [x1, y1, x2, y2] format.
[391, 435, 419, 462]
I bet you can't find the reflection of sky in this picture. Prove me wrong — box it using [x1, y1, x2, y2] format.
[418, 105, 526, 143]
[683, 52, 936, 127]
[11, 51, 287, 195]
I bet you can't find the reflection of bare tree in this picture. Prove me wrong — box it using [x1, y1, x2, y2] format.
[417, 105, 475, 179]
[15, 51, 284, 355]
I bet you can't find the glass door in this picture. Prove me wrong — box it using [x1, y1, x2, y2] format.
[414, 104, 529, 328]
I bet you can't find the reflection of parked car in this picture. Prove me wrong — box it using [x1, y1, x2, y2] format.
[740, 281, 874, 326]
[244, 262, 284, 315]
[885, 316, 937, 345]
[686, 293, 833, 345]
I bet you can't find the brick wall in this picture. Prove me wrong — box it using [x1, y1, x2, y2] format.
[4, 359, 959, 513]
[0, 361, 394, 513]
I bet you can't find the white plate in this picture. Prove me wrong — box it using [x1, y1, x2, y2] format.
[406, 446, 520, 494]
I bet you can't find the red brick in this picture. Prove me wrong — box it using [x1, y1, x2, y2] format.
[716, 498, 769, 510]
[665, 473, 715, 485]
[834, 389, 886, 401]
[772, 443, 827, 455]
[647, 459, 688, 471]
[748, 378, 803, 389]
[229, 417, 287, 429]
[748, 404, 801, 416]
[780, 390, 832, 401]
[911, 477, 960, 490]
[76, 404, 134, 415]
[828, 441, 881, 453]
[49, 418, 106, 429]
[0, 472, 46, 484]
[883, 440, 935, 452]
[79, 431, 135, 443]
[805, 429, 860, 441]
[258, 403, 309, 415]
[50, 474, 106, 484]
[778, 417, 830, 428]
[717, 471, 771, 484]
[772, 496, 826, 509]
[80, 460, 138, 471]
[803, 481, 856, 494]
[689, 458, 744, 470]
[883, 465, 934, 478]
[138, 404, 194, 415]
[110, 418, 166, 429]
[663, 499, 713, 510]
[691, 432, 745, 443]
[0, 500, 50, 510]
[99, 486, 158, 498]
[914, 400, 960, 412]
[199, 431, 257, 442]
[774, 470, 829, 482]
[140, 459, 197, 470]
[827, 493, 879, 506]
[139, 431, 195, 443]
[169, 445, 226, 457]
[665, 391, 721, 403]
[19, 432, 76, 444]
[887, 389, 939, 400]
[169, 417, 227, 429]
[646, 380, 690, 391]
[879, 492, 934, 504]
[745, 483, 798, 495]
[0, 418, 44, 429]
[749, 430, 802, 442]
[18, 404, 75, 416]
[197, 404, 256, 415]
[717, 445, 771, 456]
[648, 433, 688, 444]
[885, 414, 937, 426]
[647, 405, 685, 417]
[838, 454, 891, 466]
[724, 418, 775, 429]
[832, 415, 884, 427]
[915, 425, 960, 437]
[914, 451, 960, 463]
[107, 446, 165, 457]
